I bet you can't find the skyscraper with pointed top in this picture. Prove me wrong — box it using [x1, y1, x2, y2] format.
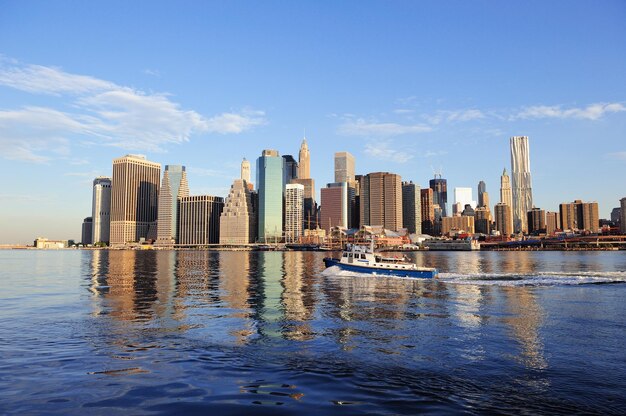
[510, 136, 533, 234]
[291, 136, 317, 229]
[498, 168, 514, 236]
[298, 138, 310, 179]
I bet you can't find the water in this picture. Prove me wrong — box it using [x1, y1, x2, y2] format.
[1, 250, 625, 415]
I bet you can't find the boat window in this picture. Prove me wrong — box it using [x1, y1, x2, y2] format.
[342, 253, 348, 258]
[361, 254, 366, 259]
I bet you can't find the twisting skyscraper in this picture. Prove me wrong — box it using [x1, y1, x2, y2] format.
[510, 136, 533, 234]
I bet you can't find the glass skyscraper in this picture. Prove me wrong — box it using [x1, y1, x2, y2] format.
[257, 149, 284, 242]
[429, 175, 448, 217]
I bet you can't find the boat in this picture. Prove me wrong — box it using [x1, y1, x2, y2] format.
[323, 241, 438, 279]
[424, 238, 480, 251]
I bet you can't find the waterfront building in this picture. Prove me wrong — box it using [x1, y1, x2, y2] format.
[91, 176, 111, 244]
[156, 165, 189, 245]
[285, 183, 304, 243]
[257, 149, 284, 242]
[219, 179, 257, 244]
[81, 217, 93, 245]
[474, 207, 491, 234]
[320, 182, 348, 233]
[402, 181, 422, 234]
[510, 136, 533, 234]
[441, 215, 475, 236]
[546, 211, 559, 235]
[110, 154, 160, 245]
[359, 172, 403, 231]
[499, 168, 514, 235]
[454, 187, 476, 215]
[298, 138, 310, 179]
[494, 202, 513, 237]
[334, 151, 355, 184]
[559, 200, 599, 233]
[178, 195, 224, 245]
[283, 155, 298, 185]
[621, 198, 626, 234]
[429, 175, 448, 217]
[420, 188, 434, 235]
[527, 207, 546, 234]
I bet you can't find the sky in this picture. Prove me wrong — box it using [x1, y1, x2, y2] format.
[0, 1, 625, 244]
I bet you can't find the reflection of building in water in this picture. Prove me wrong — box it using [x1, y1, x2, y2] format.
[257, 252, 285, 338]
[154, 250, 176, 319]
[502, 287, 547, 370]
[282, 252, 314, 340]
[89, 249, 110, 316]
[105, 250, 138, 321]
[219, 251, 254, 344]
[498, 252, 538, 276]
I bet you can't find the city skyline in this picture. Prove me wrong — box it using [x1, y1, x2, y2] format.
[1, 2, 625, 243]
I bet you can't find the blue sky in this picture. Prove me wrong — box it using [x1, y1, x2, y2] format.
[1, 1, 625, 243]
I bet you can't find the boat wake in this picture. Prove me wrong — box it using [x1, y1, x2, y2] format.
[322, 266, 626, 286]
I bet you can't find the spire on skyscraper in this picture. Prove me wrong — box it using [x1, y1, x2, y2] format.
[298, 137, 310, 179]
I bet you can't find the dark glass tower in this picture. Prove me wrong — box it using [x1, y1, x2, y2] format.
[429, 175, 448, 217]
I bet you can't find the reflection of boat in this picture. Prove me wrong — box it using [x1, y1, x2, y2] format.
[424, 238, 480, 251]
[285, 243, 320, 251]
[323, 241, 438, 279]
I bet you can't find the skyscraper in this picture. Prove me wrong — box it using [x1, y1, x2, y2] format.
[429, 175, 448, 217]
[178, 195, 224, 245]
[298, 138, 310, 179]
[402, 181, 421, 234]
[477, 181, 487, 207]
[91, 176, 111, 244]
[360, 172, 402, 230]
[220, 179, 257, 244]
[285, 183, 304, 243]
[334, 151, 355, 183]
[546, 212, 559, 235]
[453, 187, 476, 214]
[494, 203, 513, 237]
[510, 136, 533, 234]
[420, 188, 434, 235]
[257, 149, 284, 242]
[282, 155, 298, 185]
[156, 165, 189, 245]
[499, 168, 514, 235]
[82, 217, 93, 244]
[320, 182, 348, 233]
[527, 207, 546, 234]
[110, 154, 160, 245]
[559, 200, 600, 233]
[241, 158, 251, 183]
[474, 207, 490, 235]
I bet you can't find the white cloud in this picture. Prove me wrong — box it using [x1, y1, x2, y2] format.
[512, 103, 626, 121]
[422, 109, 486, 125]
[606, 151, 626, 161]
[364, 141, 413, 163]
[0, 58, 267, 162]
[338, 118, 432, 137]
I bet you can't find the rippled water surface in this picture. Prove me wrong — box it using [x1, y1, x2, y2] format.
[1, 250, 626, 415]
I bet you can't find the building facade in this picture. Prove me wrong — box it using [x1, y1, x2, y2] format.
[298, 138, 310, 179]
[219, 179, 257, 244]
[420, 188, 435, 235]
[429, 175, 448, 217]
[494, 202, 513, 237]
[510, 136, 533, 234]
[359, 172, 403, 231]
[156, 165, 189, 245]
[621, 198, 626, 234]
[546, 211, 559, 235]
[178, 195, 224, 245]
[257, 149, 284, 242]
[283, 155, 298, 185]
[474, 207, 491, 235]
[82, 217, 93, 245]
[110, 155, 161, 245]
[91, 176, 111, 244]
[402, 181, 422, 234]
[527, 207, 546, 234]
[241, 158, 251, 184]
[334, 151, 355, 184]
[441, 216, 475, 235]
[453, 187, 476, 214]
[499, 168, 514, 235]
[559, 200, 599, 233]
[320, 182, 348, 233]
[285, 183, 305, 243]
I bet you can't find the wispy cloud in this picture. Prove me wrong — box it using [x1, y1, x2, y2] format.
[188, 167, 233, 179]
[143, 68, 161, 77]
[606, 151, 626, 161]
[422, 109, 486, 125]
[338, 118, 432, 137]
[0, 57, 267, 162]
[512, 103, 626, 121]
[364, 140, 413, 163]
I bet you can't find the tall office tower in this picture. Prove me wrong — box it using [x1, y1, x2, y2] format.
[610, 207, 621, 225]
[334, 151, 355, 183]
[546, 211, 559, 235]
[420, 188, 434, 235]
[283, 155, 299, 185]
[220, 179, 257, 244]
[478, 181, 487, 207]
[559, 200, 600, 233]
[474, 207, 490, 234]
[156, 165, 188, 245]
[499, 168, 514, 235]
[359, 172, 403, 230]
[453, 187, 476, 214]
[320, 182, 348, 233]
[241, 158, 251, 183]
[621, 198, 626, 234]
[429, 174, 448, 217]
[527, 207, 546, 234]
[402, 181, 422, 234]
[285, 183, 304, 243]
[178, 195, 224, 245]
[110, 154, 160, 245]
[298, 137, 310, 179]
[82, 217, 93, 244]
[510, 136, 533, 234]
[91, 176, 111, 244]
[257, 149, 284, 242]
[494, 203, 513, 237]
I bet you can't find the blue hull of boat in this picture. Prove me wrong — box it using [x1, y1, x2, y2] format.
[323, 257, 437, 279]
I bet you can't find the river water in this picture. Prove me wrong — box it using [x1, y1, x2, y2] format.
[1, 250, 625, 414]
